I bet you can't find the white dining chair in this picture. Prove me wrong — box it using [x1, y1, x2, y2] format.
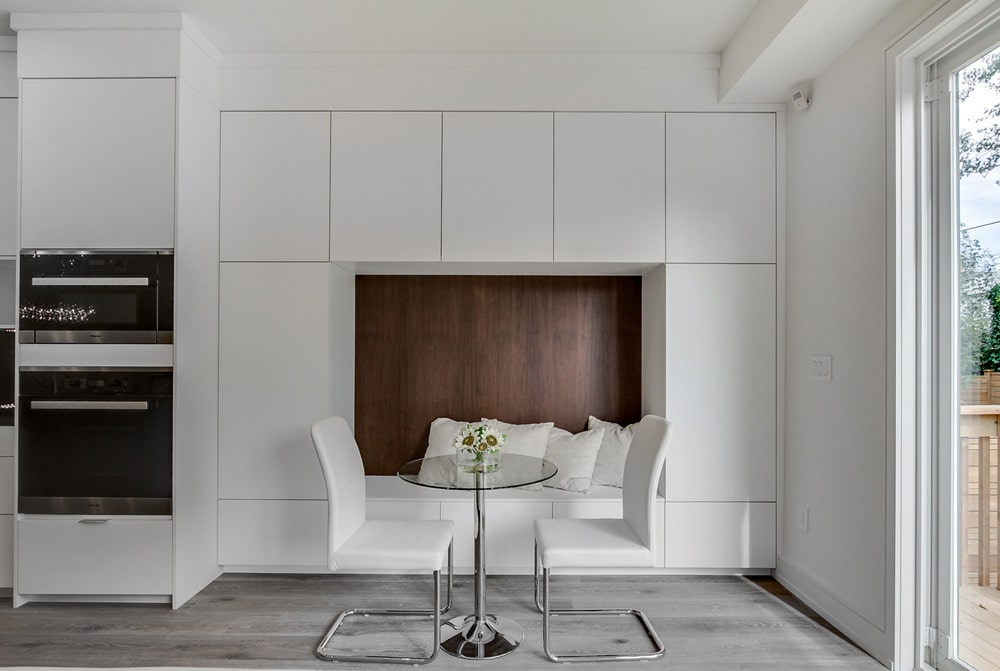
[311, 416, 454, 665]
[533, 414, 672, 663]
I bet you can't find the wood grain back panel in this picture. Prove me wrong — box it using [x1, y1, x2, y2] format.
[355, 275, 642, 475]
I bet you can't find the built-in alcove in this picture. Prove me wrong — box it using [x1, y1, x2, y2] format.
[355, 275, 642, 475]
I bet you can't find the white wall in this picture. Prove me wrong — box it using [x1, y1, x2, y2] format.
[780, 0, 940, 664]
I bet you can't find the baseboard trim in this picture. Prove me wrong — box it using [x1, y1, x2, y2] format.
[775, 558, 892, 669]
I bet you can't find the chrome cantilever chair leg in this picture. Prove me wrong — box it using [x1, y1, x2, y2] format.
[534, 542, 665, 663]
[315, 541, 454, 664]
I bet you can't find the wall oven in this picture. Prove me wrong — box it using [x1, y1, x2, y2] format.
[18, 367, 172, 515]
[19, 250, 173, 344]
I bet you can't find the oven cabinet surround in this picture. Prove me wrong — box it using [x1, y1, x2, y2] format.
[0, 95, 16, 256]
[19, 78, 176, 250]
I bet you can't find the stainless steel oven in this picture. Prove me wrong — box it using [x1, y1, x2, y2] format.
[19, 250, 173, 344]
[18, 367, 172, 515]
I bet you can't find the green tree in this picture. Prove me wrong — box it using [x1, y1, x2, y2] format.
[961, 230, 997, 374]
[959, 49, 1000, 181]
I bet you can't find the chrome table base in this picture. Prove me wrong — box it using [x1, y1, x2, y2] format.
[440, 613, 523, 660]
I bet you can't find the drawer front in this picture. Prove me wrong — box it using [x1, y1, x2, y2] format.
[18, 517, 172, 594]
[0, 514, 11, 588]
[0, 456, 11, 514]
[664, 502, 775, 569]
[366, 501, 440, 521]
[219, 499, 327, 567]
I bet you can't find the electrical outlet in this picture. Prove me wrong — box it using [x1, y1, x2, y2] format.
[809, 355, 832, 382]
[798, 507, 809, 533]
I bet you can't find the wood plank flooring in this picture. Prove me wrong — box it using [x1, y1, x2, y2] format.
[960, 584, 1000, 671]
[0, 574, 884, 670]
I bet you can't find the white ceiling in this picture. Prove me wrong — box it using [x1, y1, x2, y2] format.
[0, 0, 910, 102]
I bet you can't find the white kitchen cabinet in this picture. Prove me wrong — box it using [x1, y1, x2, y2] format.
[219, 262, 330, 500]
[0, 98, 16, 256]
[442, 499, 551, 571]
[220, 112, 331, 262]
[367, 500, 441, 522]
[665, 113, 776, 263]
[664, 502, 776, 569]
[219, 499, 327, 567]
[665, 264, 776, 502]
[331, 112, 441, 262]
[17, 516, 172, 594]
[442, 112, 553, 262]
[20, 78, 176, 250]
[0, 515, 11, 589]
[554, 113, 665, 263]
[0, 456, 11, 514]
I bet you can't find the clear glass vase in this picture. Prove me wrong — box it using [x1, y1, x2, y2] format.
[457, 447, 501, 473]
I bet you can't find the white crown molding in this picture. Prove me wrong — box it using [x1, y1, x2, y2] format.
[10, 12, 183, 32]
[221, 51, 720, 71]
[181, 15, 222, 65]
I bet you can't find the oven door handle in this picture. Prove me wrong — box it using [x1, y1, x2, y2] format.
[28, 400, 150, 411]
[31, 277, 150, 287]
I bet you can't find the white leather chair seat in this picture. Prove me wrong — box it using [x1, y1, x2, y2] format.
[534, 518, 654, 569]
[332, 519, 455, 571]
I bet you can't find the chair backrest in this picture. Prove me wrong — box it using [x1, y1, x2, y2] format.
[311, 416, 367, 554]
[622, 415, 672, 551]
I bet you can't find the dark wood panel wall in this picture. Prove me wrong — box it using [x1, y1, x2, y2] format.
[355, 275, 642, 475]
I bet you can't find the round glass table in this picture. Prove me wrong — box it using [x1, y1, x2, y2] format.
[398, 454, 557, 660]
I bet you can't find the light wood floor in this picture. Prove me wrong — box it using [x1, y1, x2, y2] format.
[0, 574, 884, 670]
[960, 584, 1000, 671]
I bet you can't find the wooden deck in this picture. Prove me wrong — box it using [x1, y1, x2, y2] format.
[960, 584, 1000, 671]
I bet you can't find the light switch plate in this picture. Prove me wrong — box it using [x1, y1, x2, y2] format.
[809, 355, 832, 382]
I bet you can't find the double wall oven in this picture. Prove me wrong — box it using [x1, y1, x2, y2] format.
[16, 250, 174, 517]
[19, 250, 173, 344]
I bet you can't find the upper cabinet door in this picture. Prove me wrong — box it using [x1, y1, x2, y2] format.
[220, 112, 331, 262]
[665, 113, 776, 263]
[331, 112, 441, 262]
[20, 79, 176, 250]
[0, 99, 16, 256]
[554, 113, 665, 263]
[442, 112, 553, 262]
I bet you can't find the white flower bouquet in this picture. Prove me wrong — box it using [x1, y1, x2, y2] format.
[453, 422, 507, 472]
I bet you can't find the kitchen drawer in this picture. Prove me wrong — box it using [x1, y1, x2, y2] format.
[0, 456, 11, 514]
[664, 502, 775, 569]
[219, 499, 327, 567]
[0, 514, 11, 589]
[18, 516, 172, 595]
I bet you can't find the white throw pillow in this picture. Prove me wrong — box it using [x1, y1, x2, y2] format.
[587, 416, 638, 488]
[542, 427, 604, 493]
[482, 419, 554, 490]
[424, 417, 476, 457]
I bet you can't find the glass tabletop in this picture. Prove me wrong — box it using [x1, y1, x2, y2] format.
[398, 454, 558, 491]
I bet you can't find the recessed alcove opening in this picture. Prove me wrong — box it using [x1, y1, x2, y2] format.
[354, 274, 645, 475]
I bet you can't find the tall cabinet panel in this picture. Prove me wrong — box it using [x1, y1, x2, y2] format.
[220, 112, 331, 262]
[554, 113, 665, 263]
[219, 262, 331, 500]
[19, 78, 176, 250]
[330, 112, 442, 262]
[0, 99, 16, 256]
[665, 263, 776, 502]
[665, 113, 775, 263]
[442, 112, 553, 262]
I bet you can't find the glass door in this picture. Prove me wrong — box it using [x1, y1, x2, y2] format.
[933, 21, 1000, 671]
